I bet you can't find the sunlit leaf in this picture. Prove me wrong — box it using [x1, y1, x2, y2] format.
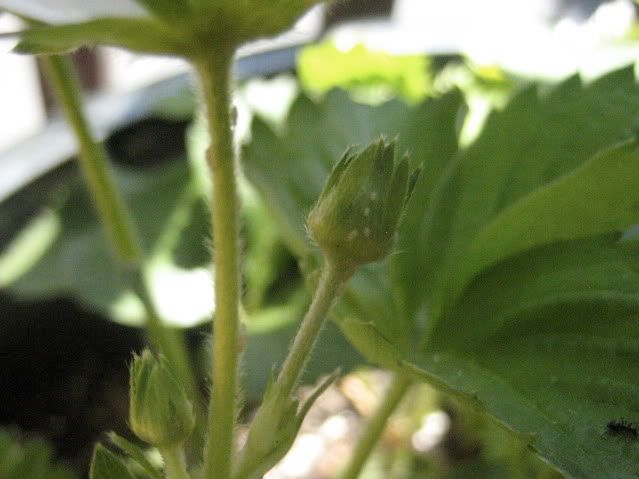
[406, 67, 639, 320]
[298, 42, 431, 102]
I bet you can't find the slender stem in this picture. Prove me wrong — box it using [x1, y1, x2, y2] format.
[41, 55, 141, 265]
[160, 446, 191, 479]
[234, 260, 350, 479]
[338, 374, 412, 479]
[43, 54, 204, 452]
[195, 51, 241, 479]
[276, 260, 347, 396]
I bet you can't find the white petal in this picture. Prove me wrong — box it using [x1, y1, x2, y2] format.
[0, 0, 149, 24]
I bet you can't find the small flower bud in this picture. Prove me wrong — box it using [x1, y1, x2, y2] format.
[129, 350, 195, 447]
[308, 137, 414, 270]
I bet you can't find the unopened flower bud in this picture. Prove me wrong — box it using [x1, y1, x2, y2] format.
[308, 137, 414, 269]
[129, 350, 195, 447]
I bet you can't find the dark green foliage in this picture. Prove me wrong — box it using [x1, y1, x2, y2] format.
[242, 69, 639, 478]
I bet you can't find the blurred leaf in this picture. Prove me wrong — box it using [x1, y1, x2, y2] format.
[0, 429, 77, 479]
[0, 157, 209, 324]
[14, 19, 185, 55]
[149, 88, 197, 122]
[242, 184, 295, 311]
[89, 443, 134, 479]
[298, 42, 431, 103]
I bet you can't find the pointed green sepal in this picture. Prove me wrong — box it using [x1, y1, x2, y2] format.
[106, 432, 162, 479]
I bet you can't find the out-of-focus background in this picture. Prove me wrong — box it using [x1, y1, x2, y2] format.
[1, 1, 639, 478]
[2, 0, 638, 154]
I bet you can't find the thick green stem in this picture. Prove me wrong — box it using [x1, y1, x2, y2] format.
[195, 51, 241, 479]
[43, 54, 204, 452]
[160, 445, 191, 479]
[42, 55, 141, 265]
[338, 374, 412, 479]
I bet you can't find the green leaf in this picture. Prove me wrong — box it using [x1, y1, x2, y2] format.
[403, 66, 639, 320]
[394, 66, 639, 478]
[14, 18, 186, 55]
[448, 136, 639, 308]
[297, 42, 431, 102]
[406, 235, 639, 479]
[432, 235, 639, 349]
[89, 444, 135, 479]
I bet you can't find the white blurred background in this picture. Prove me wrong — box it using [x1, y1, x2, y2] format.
[0, 0, 637, 153]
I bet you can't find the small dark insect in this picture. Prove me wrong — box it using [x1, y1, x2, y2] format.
[607, 419, 639, 440]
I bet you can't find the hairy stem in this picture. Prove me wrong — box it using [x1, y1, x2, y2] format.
[160, 446, 191, 479]
[338, 374, 412, 479]
[195, 51, 241, 479]
[276, 260, 348, 397]
[234, 260, 350, 478]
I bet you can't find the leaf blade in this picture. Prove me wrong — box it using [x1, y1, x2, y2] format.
[450, 137, 639, 306]
[14, 18, 185, 55]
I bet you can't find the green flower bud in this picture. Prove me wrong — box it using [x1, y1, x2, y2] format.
[308, 137, 415, 270]
[129, 350, 195, 447]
